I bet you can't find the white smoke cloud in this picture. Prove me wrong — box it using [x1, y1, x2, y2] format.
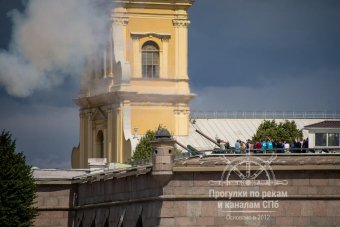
[0, 0, 110, 97]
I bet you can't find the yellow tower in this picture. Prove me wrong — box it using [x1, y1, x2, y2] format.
[72, 0, 195, 168]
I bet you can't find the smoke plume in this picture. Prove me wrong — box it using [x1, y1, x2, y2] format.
[0, 0, 110, 97]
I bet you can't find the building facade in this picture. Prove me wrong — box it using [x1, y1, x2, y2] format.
[72, 0, 196, 168]
[304, 121, 340, 149]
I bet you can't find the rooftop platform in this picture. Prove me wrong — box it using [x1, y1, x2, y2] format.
[173, 154, 340, 171]
[175, 118, 339, 150]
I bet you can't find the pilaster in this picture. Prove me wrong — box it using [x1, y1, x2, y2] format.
[86, 111, 93, 163]
[112, 17, 129, 60]
[103, 49, 107, 78]
[161, 38, 169, 78]
[109, 26, 114, 78]
[103, 124, 107, 160]
[92, 125, 96, 159]
[173, 19, 190, 79]
[107, 108, 113, 163]
[79, 112, 86, 168]
[174, 107, 190, 136]
[115, 107, 121, 163]
[132, 37, 141, 77]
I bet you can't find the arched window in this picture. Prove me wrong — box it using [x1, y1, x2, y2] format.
[142, 41, 159, 78]
[96, 130, 104, 158]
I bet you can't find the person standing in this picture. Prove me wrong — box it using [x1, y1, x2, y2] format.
[249, 140, 254, 154]
[272, 139, 276, 151]
[261, 139, 267, 153]
[246, 139, 250, 152]
[302, 138, 309, 153]
[220, 140, 226, 151]
[226, 141, 230, 150]
[290, 140, 295, 153]
[295, 138, 302, 153]
[267, 139, 273, 153]
[276, 140, 283, 153]
[256, 140, 262, 153]
[240, 141, 246, 154]
[284, 141, 290, 153]
[235, 140, 240, 154]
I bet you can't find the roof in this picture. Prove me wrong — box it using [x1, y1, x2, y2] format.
[175, 118, 336, 150]
[33, 165, 152, 184]
[33, 169, 89, 181]
[304, 121, 340, 128]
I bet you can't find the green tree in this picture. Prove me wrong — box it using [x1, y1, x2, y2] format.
[0, 130, 38, 227]
[252, 120, 302, 144]
[130, 129, 156, 162]
[127, 125, 181, 163]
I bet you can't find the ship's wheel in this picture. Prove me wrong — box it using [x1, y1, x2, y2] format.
[209, 154, 288, 186]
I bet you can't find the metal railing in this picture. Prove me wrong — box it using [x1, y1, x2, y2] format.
[130, 157, 152, 167]
[129, 147, 340, 167]
[130, 153, 195, 167]
[174, 152, 193, 160]
[190, 110, 340, 119]
[206, 148, 340, 154]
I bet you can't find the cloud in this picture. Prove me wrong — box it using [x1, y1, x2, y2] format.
[0, 96, 79, 169]
[30, 156, 72, 169]
[191, 68, 340, 111]
[188, 0, 340, 88]
[0, 0, 110, 97]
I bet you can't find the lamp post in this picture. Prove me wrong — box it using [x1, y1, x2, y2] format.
[134, 125, 138, 138]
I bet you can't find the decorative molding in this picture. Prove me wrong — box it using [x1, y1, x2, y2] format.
[79, 113, 86, 119]
[86, 112, 93, 119]
[161, 38, 170, 43]
[112, 17, 129, 26]
[131, 77, 189, 82]
[106, 108, 113, 114]
[130, 32, 171, 39]
[115, 107, 121, 114]
[132, 36, 140, 42]
[172, 19, 190, 28]
[174, 109, 189, 115]
[70, 193, 340, 210]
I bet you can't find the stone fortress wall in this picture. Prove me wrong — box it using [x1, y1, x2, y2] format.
[34, 135, 340, 226]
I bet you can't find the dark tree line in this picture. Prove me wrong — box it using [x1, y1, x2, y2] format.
[0, 130, 37, 226]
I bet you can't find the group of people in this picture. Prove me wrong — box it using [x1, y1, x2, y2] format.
[220, 137, 309, 154]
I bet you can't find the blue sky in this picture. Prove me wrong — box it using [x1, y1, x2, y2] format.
[0, 0, 339, 168]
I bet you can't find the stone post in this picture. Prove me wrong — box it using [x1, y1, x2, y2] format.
[151, 129, 175, 186]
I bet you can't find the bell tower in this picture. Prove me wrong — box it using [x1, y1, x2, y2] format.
[72, 0, 195, 168]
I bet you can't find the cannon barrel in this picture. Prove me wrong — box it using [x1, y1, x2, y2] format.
[175, 141, 191, 152]
[195, 130, 220, 146]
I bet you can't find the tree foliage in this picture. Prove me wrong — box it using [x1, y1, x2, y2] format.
[0, 130, 38, 227]
[130, 129, 156, 161]
[252, 120, 302, 144]
[127, 125, 181, 163]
